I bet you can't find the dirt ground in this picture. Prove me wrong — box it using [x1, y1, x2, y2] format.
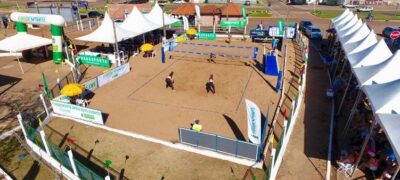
[87, 39, 282, 142]
[45, 117, 265, 179]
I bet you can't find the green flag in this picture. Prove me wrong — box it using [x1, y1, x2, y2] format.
[105, 160, 112, 168]
[242, 5, 247, 19]
[41, 72, 51, 98]
[277, 19, 284, 36]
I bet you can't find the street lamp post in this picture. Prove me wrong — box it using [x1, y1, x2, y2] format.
[161, 5, 166, 39]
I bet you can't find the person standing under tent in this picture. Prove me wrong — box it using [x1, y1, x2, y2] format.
[165, 72, 175, 91]
[206, 74, 215, 94]
[272, 37, 278, 51]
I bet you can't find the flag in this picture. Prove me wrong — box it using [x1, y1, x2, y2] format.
[277, 19, 284, 36]
[242, 5, 247, 19]
[105, 160, 112, 168]
[195, 5, 201, 19]
[66, 138, 75, 145]
[270, 134, 274, 145]
[245, 99, 261, 144]
[41, 72, 51, 98]
[38, 118, 42, 126]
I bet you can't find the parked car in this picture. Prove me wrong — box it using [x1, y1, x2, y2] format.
[382, 27, 400, 39]
[244, 0, 251, 6]
[299, 20, 313, 32]
[342, 4, 358, 8]
[0, 15, 8, 28]
[173, 0, 185, 3]
[357, 6, 373, 12]
[305, 25, 322, 39]
[88, 11, 104, 19]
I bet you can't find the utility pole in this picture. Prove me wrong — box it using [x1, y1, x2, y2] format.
[162, 5, 166, 39]
[57, 0, 61, 15]
[226, 0, 229, 20]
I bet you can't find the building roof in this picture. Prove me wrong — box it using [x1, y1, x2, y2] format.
[200, 5, 220, 15]
[220, 3, 242, 16]
[171, 3, 196, 16]
[107, 3, 151, 20]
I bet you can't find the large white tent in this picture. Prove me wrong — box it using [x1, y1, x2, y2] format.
[376, 113, 400, 164]
[341, 24, 370, 48]
[334, 12, 354, 28]
[338, 19, 363, 38]
[145, 3, 178, 26]
[348, 39, 392, 68]
[332, 9, 350, 25]
[353, 50, 400, 86]
[336, 14, 358, 33]
[121, 7, 161, 34]
[346, 30, 377, 56]
[342, 30, 378, 52]
[75, 12, 138, 43]
[0, 33, 52, 74]
[363, 79, 400, 114]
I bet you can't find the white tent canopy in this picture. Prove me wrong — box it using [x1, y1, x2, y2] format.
[364, 79, 400, 114]
[0, 33, 52, 52]
[121, 7, 161, 34]
[75, 12, 137, 43]
[334, 12, 354, 28]
[336, 14, 358, 33]
[376, 113, 400, 164]
[338, 19, 363, 38]
[343, 30, 376, 54]
[340, 22, 369, 43]
[348, 39, 392, 68]
[332, 9, 350, 24]
[145, 3, 178, 26]
[353, 50, 400, 86]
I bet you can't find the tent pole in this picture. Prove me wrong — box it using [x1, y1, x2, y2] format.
[111, 20, 120, 67]
[337, 56, 347, 79]
[16, 55, 24, 74]
[336, 73, 352, 115]
[332, 50, 342, 78]
[341, 90, 362, 136]
[351, 121, 375, 177]
[392, 165, 400, 180]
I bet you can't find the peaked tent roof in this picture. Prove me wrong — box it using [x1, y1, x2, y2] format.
[75, 12, 137, 43]
[334, 11, 354, 28]
[145, 3, 178, 26]
[346, 30, 377, 56]
[348, 39, 392, 68]
[0, 33, 52, 52]
[340, 23, 370, 46]
[121, 6, 161, 34]
[353, 50, 400, 86]
[338, 19, 362, 38]
[332, 9, 350, 24]
[171, 3, 196, 16]
[343, 29, 376, 54]
[376, 113, 400, 164]
[364, 79, 400, 114]
[336, 14, 358, 32]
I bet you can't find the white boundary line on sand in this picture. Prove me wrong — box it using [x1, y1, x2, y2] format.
[0, 167, 13, 180]
[51, 113, 264, 169]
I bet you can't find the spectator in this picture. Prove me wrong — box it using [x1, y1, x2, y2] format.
[206, 74, 215, 94]
[192, 119, 202, 132]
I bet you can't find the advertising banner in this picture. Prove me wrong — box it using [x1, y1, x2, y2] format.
[242, 5, 247, 19]
[277, 19, 284, 36]
[245, 99, 261, 144]
[268, 26, 297, 39]
[220, 20, 246, 28]
[51, 100, 104, 125]
[78, 54, 110, 68]
[83, 78, 98, 91]
[197, 32, 216, 40]
[97, 63, 131, 87]
[250, 29, 268, 38]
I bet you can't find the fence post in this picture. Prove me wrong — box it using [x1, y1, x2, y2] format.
[39, 130, 51, 156]
[269, 148, 277, 180]
[76, 21, 80, 31]
[67, 150, 79, 177]
[39, 94, 50, 118]
[213, 24, 216, 34]
[89, 20, 92, 30]
[79, 20, 83, 31]
[283, 120, 288, 136]
[17, 114, 28, 142]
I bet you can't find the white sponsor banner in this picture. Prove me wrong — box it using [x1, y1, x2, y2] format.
[51, 100, 104, 125]
[245, 99, 261, 144]
[97, 63, 130, 87]
[182, 16, 189, 31]
[195, 5, 201, 19]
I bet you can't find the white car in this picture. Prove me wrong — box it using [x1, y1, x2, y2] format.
[357, 6, 373, 12]
[173, 0, 185, 3]
[342, 4, 358, 8]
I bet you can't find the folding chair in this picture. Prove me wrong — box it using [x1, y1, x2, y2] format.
[337, 162, 354, 177]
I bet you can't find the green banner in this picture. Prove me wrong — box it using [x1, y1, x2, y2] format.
[171, 20, 182, 27]
[78, 54, 110, 68]
[242, 5, 247, 19]
[42, 72, 51, 98]
[277, 19, 284, 36]
[220, 20, 246, 28]
[197, 32, 216, 40]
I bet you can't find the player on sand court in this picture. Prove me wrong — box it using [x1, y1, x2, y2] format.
[208, 53, 216, 63]
[165, 72, 175, 91]
[206, 74, 215, 94]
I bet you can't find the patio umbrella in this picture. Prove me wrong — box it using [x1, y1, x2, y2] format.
[186, 28, 197, 36]
[60, 83, 85, 97]
[140, 43, 154, 52]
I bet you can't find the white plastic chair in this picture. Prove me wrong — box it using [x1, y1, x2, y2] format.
[337, 162, 354, 177]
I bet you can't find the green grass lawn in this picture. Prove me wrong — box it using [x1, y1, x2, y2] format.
[0, 3, 16, 9]
[249, 10, 272, 18]
[312, 10, 400, 21]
